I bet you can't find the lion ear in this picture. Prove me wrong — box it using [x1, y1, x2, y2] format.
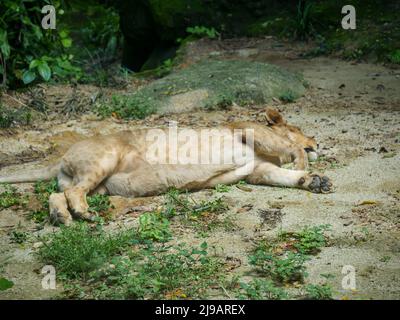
[266, 108, 285, 125]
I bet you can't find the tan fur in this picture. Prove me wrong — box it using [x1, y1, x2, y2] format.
[0, 109, 331, 225]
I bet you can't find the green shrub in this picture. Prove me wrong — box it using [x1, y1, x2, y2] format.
[305, 283, 333, 300]
[38, 222, 135, 279]
[96, 93, 156, 120]
[279, 224, 330, 254]
[92, 242, 222, 299]
[238, 279, 288, 300]
[138, 211, 172, 242]
[0, 184, 23, 209]
[0, 0, 81, 87]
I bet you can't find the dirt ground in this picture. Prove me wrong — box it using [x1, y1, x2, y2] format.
[0, 37, 399, 300]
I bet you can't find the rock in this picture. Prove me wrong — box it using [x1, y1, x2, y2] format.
[122, 60, 305, 115]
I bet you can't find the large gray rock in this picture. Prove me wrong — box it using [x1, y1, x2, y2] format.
[136, 60, 306, 114]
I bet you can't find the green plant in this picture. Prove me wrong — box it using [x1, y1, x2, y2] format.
[0, 0, 81, 87]
[238, 279, 288, 300]
[96, 93, 156, 120]
[29, 179, 58, 223]
[164, 190, 229, 232]
[304, 283, 333, 300]
[388, 50, 400, 64]
[0, 277, 14, 291]
[138, 211, 172, 242]
[87, 194, 113, 216]
[214, 184, 231, 192]
[9, 229, 28, 244]
[280, 225, 330, 254]
[279, 90, 296, 103]
[91, 241, 223, 299]
[293, 0, 316, 40]
[0, 101, 35, 128]
[249, 243, 309, 283]
[38, 222, 135, 279]
[0, 184, 22, 209]
[185, 26, 219, 40]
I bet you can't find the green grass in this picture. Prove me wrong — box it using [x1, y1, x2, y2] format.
[248, 225, 331, 285]
[92, 241, 222, 299]
[249, 245, 309, 283]
[163, 189, 230, 232]
[38, 222, 224, 299]
[38, 222, 135, 280]
[96, 93, 156, 120]
[279, 224, 331, 254]
[87, 194, 114, 217]
[29, 179, 59, 224]
[214, 184, 231, 193]
[279, 90, 296, 103]
[0, 184, 23, 209]
[304, 284, 333, 300]
[138, 211, 172, 242]
[9, 229, 28, 244]
[237, 279, 288, 300]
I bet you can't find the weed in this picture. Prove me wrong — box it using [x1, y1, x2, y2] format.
[138, 211, 172, 242]
[38, 222, 135, 280]
[293, 0, 316, 40]
[0, 184, 22, 209]
[215, 184, 231, 193]
[249, 244, 309, 283]
[9, 229, 28, 244]
[388, 50, 400, 64]
[96, 93, 156, 120]
[87, 194, 114, 217]
[0, 277, 14, 291]
[29, 179, 58, 224]
[181, 26, 219, 42]
[304, 283, 333, 300]
[237, 279, 288, 300]
[164, 190, 229, 232]
[91, 241, 223, 299]
[279, 225, 331, 255]
[279, 90, 296, 103]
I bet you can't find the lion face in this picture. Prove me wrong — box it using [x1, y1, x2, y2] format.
[265, 108, 318, 161]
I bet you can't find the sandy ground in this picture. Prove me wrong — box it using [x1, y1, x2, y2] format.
[0, 38, 399, 299]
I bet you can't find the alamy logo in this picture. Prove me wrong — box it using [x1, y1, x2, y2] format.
[41, 5, 56, 29]
[145, 122, 255, 175]
[341, 5, 356, 30]
[341, 265, 356, 290]
[41, 265, 56, 290]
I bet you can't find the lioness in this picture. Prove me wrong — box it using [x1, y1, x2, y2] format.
[0, 109, 332, 225]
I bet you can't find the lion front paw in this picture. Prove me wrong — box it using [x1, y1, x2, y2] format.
[300, 174, 333, 193]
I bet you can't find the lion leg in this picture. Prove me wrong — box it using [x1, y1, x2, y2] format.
[49, 192, 73, 226]
[61, 154, 119, 221]
[246, 162, 332, 193]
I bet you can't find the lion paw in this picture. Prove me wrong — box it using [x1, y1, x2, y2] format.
[303, 174, 333, 193]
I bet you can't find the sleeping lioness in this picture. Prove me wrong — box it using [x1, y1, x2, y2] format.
[0, 109, 332, 225]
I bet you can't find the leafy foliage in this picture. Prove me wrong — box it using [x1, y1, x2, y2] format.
[186, 26, 219, 39]
[249, 245, 309, 283]
[96, 93, 156, 120]
[0, 0, 81, 87]
[279, 224, 330, 254]
[38, 222, 135, 279]
[0, 184, 23, 209]
[138, 211, 172, 242]
[305, 283, 333, 300]
[238, 279, 288, 300]
[30, 179, 58, 223]
[0, 277, 14, 291]
[87, 194, 114, 216]
[38, 222, 223, 299]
